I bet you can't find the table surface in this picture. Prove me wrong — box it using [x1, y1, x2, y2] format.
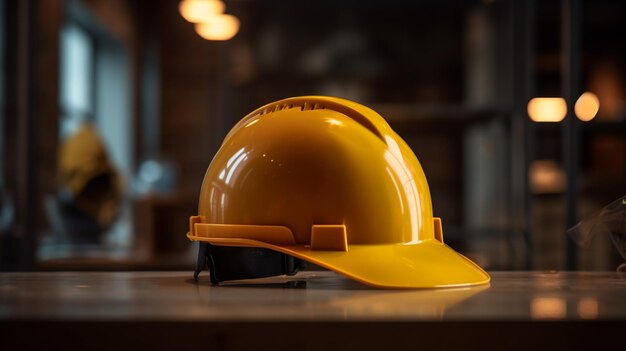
[1, 270, 625, 321]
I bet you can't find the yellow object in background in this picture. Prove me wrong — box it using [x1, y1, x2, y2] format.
[58, 122, 121, 228]
[187, 96, 490, 288]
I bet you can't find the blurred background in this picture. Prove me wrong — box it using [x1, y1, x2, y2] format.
[0, 0, 624, 272]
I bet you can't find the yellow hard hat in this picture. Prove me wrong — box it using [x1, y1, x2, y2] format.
[187, 96, 490, 288]
[58, 122, 121, 228]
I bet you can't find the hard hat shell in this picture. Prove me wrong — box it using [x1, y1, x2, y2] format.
[187, 96, 490, 288]
[58, 122, 121, 228]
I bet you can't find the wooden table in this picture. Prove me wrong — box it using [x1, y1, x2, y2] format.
[1, 271, 624, 350]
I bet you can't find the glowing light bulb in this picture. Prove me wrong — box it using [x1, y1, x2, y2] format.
[527, 97, 567, 122]
[575, 92, 600, 122]
[195, 14, 240, 41]
[179, 0, 225, 23]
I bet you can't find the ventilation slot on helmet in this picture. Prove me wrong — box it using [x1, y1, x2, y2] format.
[300, 101, 326, 111]
[228, 97, 386, 145]
[254, 103, 298, 117]
[253, 101, 326, 116]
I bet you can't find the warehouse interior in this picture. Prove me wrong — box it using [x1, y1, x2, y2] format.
[1, 0, 625, 274]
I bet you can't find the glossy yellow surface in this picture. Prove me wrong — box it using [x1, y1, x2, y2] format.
[188, 96, 490, 288]
[58, 122, 121, 227]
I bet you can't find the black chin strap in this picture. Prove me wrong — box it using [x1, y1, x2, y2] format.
[194, 243, 300, 284]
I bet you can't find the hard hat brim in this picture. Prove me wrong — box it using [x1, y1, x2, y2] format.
[188, 234, 490, 288]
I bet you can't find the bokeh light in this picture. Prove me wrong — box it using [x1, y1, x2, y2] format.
[575, 92, 600, 122]
[195, 14, 240, 41]
[527, 97, 567, 122]
[179, 0, 225, 23]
